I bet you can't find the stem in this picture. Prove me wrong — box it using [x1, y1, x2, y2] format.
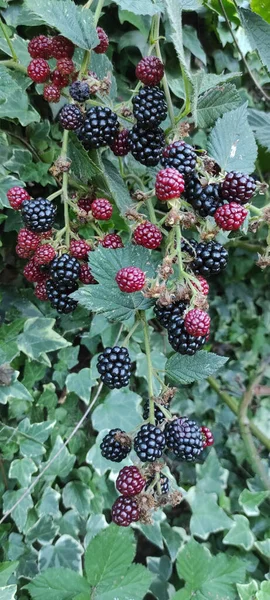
[61, 130, 70, 247]
[175, 224, 184, 279]
[94, 0, 105, 25]
[47, 189, 62, 201]
[152, 14, 175, 129]
[146, 197, 157, 224]
[227, 240, 262, 253]
[0, 458, 8, 490]
[141, 313, 155, 425]
[122, 320, 140, 346]
[0, 19, 18, 62]
[0, 59, 27, 74]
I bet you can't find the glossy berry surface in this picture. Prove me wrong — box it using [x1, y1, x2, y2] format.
[142, 400, 169, 424]
[133, 221, 162, 249]
[132, 86, 167, 129]
[33, 244, 56, 265]
[214, 202, 248, 231]
[181, 238, 198, 258]
[50, 69, 69, 88]
[194, 276, 209, 296]
[94, 27, 109, 54]
[70, 239, 91, 259]
[154, 300, 187, 329]
[136, 56, 164, 86]
[110, 129, 130, 156]
[69, 80, 90, 102]
[191, 241, 228, 277]
[128, 125, 165, 167]
[184, 309, 211, 337]
[100, 428, 131, 462]
[77, 196, 94, 213]
[51, 35, 75, 59]
[221, 171, 256, 204]
[27, 58, 50, 83]
[161, 141, 197, 179]
[59, 104, 84, 130]
[185, 176, 224, 217]
[201, 426, 214, 448]
[7, 186, 31, 210]
[50, 253, 80, 286]
[23, 260, 44, 283]
[97, 346, 131, 389]
[57, 58, 75, 75]
[17, 229, 40, 251]
[155, 167, 185, 201]
[21, 198, 56, 233]
[115, 266, 145, 293]
[16, 244, 33, 259]
[101, 234, 123, 249]
[77, 106, 119, 149]
[168, 315, 206, 355]
[34, 280, 48, 301]
[165, 417, 204, 461]
[43, 84, 61, 103]
[28, 35, 53, 59]
[91, 198, 113, 220]
[79, 264, 97, 284]
[46, 279, 78, 313]
[134, 423, 166, 462]
[116, 466, 146, 496]
[111, 496, 139, 527]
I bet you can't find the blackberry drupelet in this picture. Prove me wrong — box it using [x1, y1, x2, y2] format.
[191, 240, 228, 276]
[132, 86, 167, 129]
[181, 238, 198, 258]
[46, 279, 78, 314]
[69, 80, 90, 102]
[142, 400, 169, 423]
[161, 141, 197, 179]
[59, 104, 84, 130]
[50, 253, 80, 286]
[185, 176, 224, 217]
[154, 300, 187, 329]
[165, 417, 204, 461]
[77, 106, 119, 149]
[167, 315, 206, 355]
[221, 171, 256, 204]
[21, 198, 56, 233]
[128, 125, 165, 166]
[134, 423, 165, 462]
[97, 346, 131, 389]
[100, 428, 131, 462]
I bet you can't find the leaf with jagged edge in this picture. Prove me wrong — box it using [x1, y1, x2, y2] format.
[239, 8, 270, 71]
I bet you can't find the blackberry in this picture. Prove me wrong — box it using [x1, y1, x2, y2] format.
[51, 35, 75, 59]
[94, 27, 109, 54]
[147, 474, 169, 494]
[115, 266, 145, 293]
[21, 198, 56, 233]
[184, 309, 210, 337]
[69, 80, 90, 102]
[57, 58, 75, 75]
[134, 423, 165, 462]
[214, 202, 248, 231]
[167, 315, 206, 355]
[136, 56, 164, 86]
[132, 86, 167, 129]
[100, 428, 131, 462]
[142, 400, 169, 424]
[128, 125, 165, 166]
[27, 58, 50, 83]
[59, 104, 84, 130]
[116, 466, 146, 496]
[185, 176, 224, 217]
[111, 496, 139, 527]
[110, 129, 130, 156]
[77, 106, 119, 149]
[165, 417, 204, 461]
[43, 84, 61, 103]
[181, 238, 198, 258]
[161, 141, 197, 179]
[191, 241, 228, 277]
[97, 346, 131, 389]
[221, 171, 256, 204]
[154, 300, 187, 329]
[50, 253, 80, 286]
[46, 279, 78, 313]
[28, 35, 53, 59]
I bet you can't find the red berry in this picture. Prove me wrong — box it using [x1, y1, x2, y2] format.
[184, 309, 210, 337]
[221, 172, 256, 204]
[51, 35, 75, 59]
[101, 234, 123, 249]
[201, 426, 214, 448]
[133, 221, 162, 250]
[115, 266, 145, 293]
[27, 58, 50, 83]
[16, 244, 33, 259]
[116, 466, 146, 497]
[28, 35, 53, 59]
[34, 280, 48, 301]
[70, 239, 91, 259]
[57, 58, 75, 75]
[78, 196, 95, 213]
[50, 68, 70, 88]
[43, 84, 61, 103]
[7, 186, 31, 210]
[110, 129, 130, 156]
[79, 264, 97, 284]
[33, 244, 56, 265]
[155, 167, 185, 201]
[136, 56, 164, 86]
[94, 27, 109, 54]
[214, 202, 248, 231]
[41, 230, 53, 240]
[23, 259, 44, 283]
[111, 496, 140, 527]
[91, 198, 113, 221]
[194, 276, 209, 296]
[17, 228, 40, 251]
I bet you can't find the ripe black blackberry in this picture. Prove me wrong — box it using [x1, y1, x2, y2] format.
[161, 141, 197, 179]
[100, 428, 131, 462]
[21, 198, 56, 233]
[132, 86, 167, 129]
[181, 238, 198, 258]
[46, 280, 78, 314]
[167, 315, 206, 355]
[134, 423, 165, 462]
[128, 125, 165, 166]
[97, 346, 131, 389]
[185, 176, 225, 217]
[165, 417, 204, 461]
[146, 474, 169, 494]
[154, 300, 187, 329]
[221, 171, 256, 204]
[191, 240, 228, 276]
[77, 106, 119, 149]
[50, 253, 80, 286]
[69, 80, 90, 102]
[59, 104, 84, 130]
[142, 400, 169, 423]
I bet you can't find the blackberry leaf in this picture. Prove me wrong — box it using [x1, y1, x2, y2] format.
[165, 351, 228, 385]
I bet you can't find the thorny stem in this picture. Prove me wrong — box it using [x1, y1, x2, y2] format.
[0, 19, 18, 62]
[141, 313, 155, 426]
[146, 197, 157, 224]
[61, 130, 71, 247]
[152, 14, 175, 129]
[0, 59, 27, 74]
[175, 223, 184, 279]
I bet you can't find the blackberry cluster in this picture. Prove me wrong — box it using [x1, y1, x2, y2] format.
[69, 80, 90, 102]
[161, 141, 197, 179]
[191, 241, 228, 277]
[97, 346, 131, 389]
[59, 104, 84, 130]
[128, 125, 165, 167]
[46, 280, 78, 314]
[165, 417, 204, 461]
[100, 428, 131, 462]
[168, 315, 207, 355]
[134, 423, 165, 462]
[46, 253, 80, 314]
[132, 86, 167, 129]
[21, 198, 56, 233]
[142, 400, 169, 423]
[77, 106, 119, 149]
[154, 300, 187, 328]
[185, 176, 224, 217]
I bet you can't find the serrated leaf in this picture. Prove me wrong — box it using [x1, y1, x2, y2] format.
[113, 0, 164, 15]
[251, 0, 270, 24]
[38, 535, 84, 573]
[0, 34, 30, 67]
[197, 84, 242, 128]
[207, 103, 257, 174]
[26, 567, 89, 600]
[92, 388, 142, 432]
[238, 488, 269, 516]
[85, 525, 135, 589]
[165, 351, 228, 385]
[9, 457, 37, 487]
[17, 318, 71, 366]
[90, 54, 117, 99]
[25, 0, 98, 50]
[0, 370, 33, 405]
[223, 515, 255, 551]
[248, 109, 270, 152]
[240, 8, 270, 71]
[164, 0, 192, 83]
[3, 488, 33, 531]
[68, 135, 101, 183]
[62, 481, 93, 518]
[95, 563, 152, 600]
[101, 158, 133, 216]
[66, 368, 96, 404]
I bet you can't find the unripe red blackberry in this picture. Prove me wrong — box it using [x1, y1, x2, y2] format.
[155, 167, 185, 201]
[184, 309, 210, 337]
[57, 58, 75, 75]
[194, 276, 209, 296]
[34, 280, 48, 301]
[28, 35, 53, 59]
[116, 466, 146, 496]
[136, 56, 164, 86]
[16, 244, 33, 259]
[51, 35, 75, 59]
[17, 228, 40, 251]
[201, 426, 214, 448]
[112, 496, 140, 527]
[214, 202, 248, 231]
[91, 198, 113, 220]
[70, 239, 91, 259]
[77, 196, 95, 213]
[79, 264, 97, 284]
[23, 259, 45, 283]
[133, 221, 162, 249]
[27, 58, 50, 83]
[7, 186, 31, 210]
[115, 266, 145, 293]
[59, 104, 84, 130]
[101, 234, 123, 249]
[110, 129, 130, 156]
[43, 84, 61, 103]
[50, 69, 69, 88]
[168, 314, 206, 355]
[33, 244, 56, 265]
[94, 27, 109, 54]
[221, 171, 256, 204]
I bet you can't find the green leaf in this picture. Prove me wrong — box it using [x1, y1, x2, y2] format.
[164, 0, 192, 83]
[240, 8, 270, 71]
[238, 489, 269, 516]
[3, 488, 33, 531]
[113, 0, 164, 16]
[183, 26, 206, 65]
[37, 487, 61, 518]
[0, 66, 39, 126]
[38, 535, 84, 572]
[85, 524, 135, 588]
[207, 103, 257, 174]
[85, 514, 108, 546]
[25, 0, 98, 50]
[68, 135, 101, 183]
[62, 481, 93, 518]
[101, 158, 133, 217]
[187, 490, 233, 539]
[90, 54, 117, 99]
[92, 388, 142, 432]
[27, 515, 59, 545]
[18, 418, 55, 457]
[165, 351, 228, 385]
[17, 318, 71, 366]
[66, 368, 97, 404]
[0, 562, 18, 587]
[0, 34, 30, 67]
[251, 0, 270, 24]
[254, 539, 270, 559]
[248, 109, 270, 152]
[237, 580, 258, 600]
[195, 449, 229, 496]
[197, 84, 242, 128]
[9, 457, 37, 487]
[95, 563, 152, 600]
[223, 515, 255, 551]
[0, 370, 33, 405]
[0, 586, 17, 600]
[42, 436, 76, 481]
[26, 567, 89, 600]
[0, 319, 24, 361]
[0, 176, 25, 210]
[258, 581, 270, 600]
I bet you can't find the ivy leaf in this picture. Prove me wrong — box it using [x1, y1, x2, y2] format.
[0, 562, 19, 587]
[62, 481, 94, 518]
[9, 457, 37, 487]
[0, 370, 33, 405]
[38, 535, 84, 573]
[223, 515, 255, 551]
[186, 490, 233, 539]
[25, 0, 98, 50]
[92, 388, 142, 432]
[101, 158, 133, 217]
[240, 8, 270, 71]
[195, 449, 229, 496]
[0, 66, 39, 126]
[113, 0, 164, 16]
[237, 580, 258, 600]
[0, 585, 17, 600]
[26, 516, 59, 545]
[66, 368, 97, 405]
[197, 84, 242, 128]
[165, 351, 228, 385]
[207, 103, 257, 174]
[26, 567, 89, 600]
[17, 318, 71, 366]
[42, 436, 76, 481]
[238, 488, 269, 516]
[3, 488, 33, 531]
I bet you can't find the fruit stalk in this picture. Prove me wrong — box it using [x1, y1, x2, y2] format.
[61, 129, 71, 247]
[141, 313, 155, 426]
[151, 14, 175, 129]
